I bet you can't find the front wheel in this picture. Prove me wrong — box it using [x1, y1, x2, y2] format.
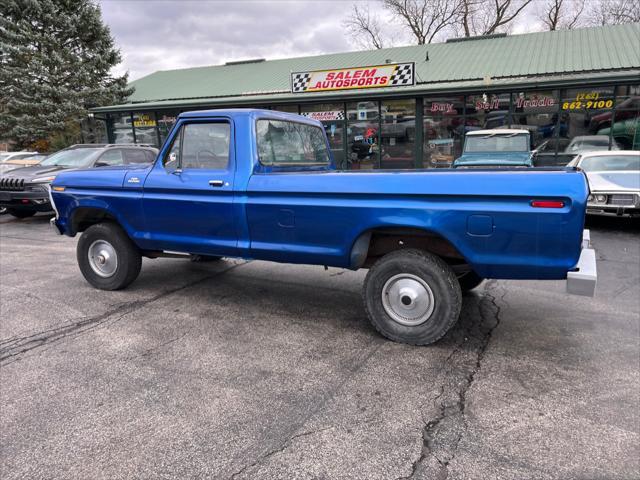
[77, 222, 142, 290]
[363, 249, 462, 345]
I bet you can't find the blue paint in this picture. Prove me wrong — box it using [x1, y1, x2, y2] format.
[51, 109, 589, 281]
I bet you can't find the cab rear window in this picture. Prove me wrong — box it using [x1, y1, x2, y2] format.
[256, 120, 329, 166]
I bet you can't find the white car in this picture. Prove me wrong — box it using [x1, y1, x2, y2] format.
[568, 151, 640, 217]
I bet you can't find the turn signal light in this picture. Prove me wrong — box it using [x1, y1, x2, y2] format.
[531, 200, 565, 208]
[52, 186, 65, 192]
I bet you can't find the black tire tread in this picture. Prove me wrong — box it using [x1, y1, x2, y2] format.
[77, 222, 142, 290]
[458, 270, 484, 292]
[363, 248, 462, 346]
[8, 209, 36, 219]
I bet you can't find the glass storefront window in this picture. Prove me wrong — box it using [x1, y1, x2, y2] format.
[347, 101, 379, 169]
[271, 105, 299, 113]
[423, 96, 464, 168]
[300, 103, 345, 168]
[465, 92, 511, 129]
[608, 84, 640, 150]
[111, 113, 134, 144]
[561, 87, 616, 158]
[157, 112, 179, 146]
[380, 99, 415, 169]
[133, 112, 158, 146]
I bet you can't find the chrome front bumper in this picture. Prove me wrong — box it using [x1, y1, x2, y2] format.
[566, 229, 597, 297]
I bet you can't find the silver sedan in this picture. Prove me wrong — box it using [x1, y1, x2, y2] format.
[568, 150, 640, 217]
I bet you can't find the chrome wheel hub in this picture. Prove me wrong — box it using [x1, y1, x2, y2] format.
[382, 273, 435, 326]
[88, 240, 118, 278]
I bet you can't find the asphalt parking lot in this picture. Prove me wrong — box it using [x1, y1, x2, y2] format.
[1, 213, 638, 479]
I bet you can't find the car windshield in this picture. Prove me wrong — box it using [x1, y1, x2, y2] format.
[40, 148, 98, 167]
[566, 138, 613, 153]
[464, 134, 528, 153]
[579, 155, 640, 172]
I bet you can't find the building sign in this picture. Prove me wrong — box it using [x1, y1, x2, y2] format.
[291, 63, 415, 93]
[301, 111, 345, 121]
[133, 114, 156, 128]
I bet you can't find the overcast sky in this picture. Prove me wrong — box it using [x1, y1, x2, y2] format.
[99, 0, 537, 81]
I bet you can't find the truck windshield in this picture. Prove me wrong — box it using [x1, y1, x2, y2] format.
[464, 134, 528, 153]
[579, 155, 640, 172]
[40, 148, 98, 167]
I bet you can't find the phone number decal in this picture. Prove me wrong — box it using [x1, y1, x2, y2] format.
[562, 99, 613, 110]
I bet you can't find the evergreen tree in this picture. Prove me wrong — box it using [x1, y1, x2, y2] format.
[0, 0, 132, 149]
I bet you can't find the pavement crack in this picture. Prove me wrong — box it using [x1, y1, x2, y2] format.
[229, 340, 384, 479]
[0, 262, 247, 365]
[398, 281, 505, 479]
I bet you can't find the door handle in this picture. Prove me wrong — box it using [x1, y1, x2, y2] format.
[209, 180, 224, 187]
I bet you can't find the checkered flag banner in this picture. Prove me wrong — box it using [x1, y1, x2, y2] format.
[291, 72, 311, 92]
[389, 63, 415, 86]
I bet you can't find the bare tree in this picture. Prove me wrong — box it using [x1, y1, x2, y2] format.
[586, 0, 640, 26]
[539, 0, 585, 30]
[456, 0, 535, 36]
[344, 4, 386, 49]
[382, 0, 460, 44]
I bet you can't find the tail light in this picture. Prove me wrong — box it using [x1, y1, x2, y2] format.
[531, 200, 565, 208]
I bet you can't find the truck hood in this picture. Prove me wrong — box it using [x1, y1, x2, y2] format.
[0, 164, 71, 180]
[453, 152, 532, 167]
[586, 171, 640, 192]
[52, 164, 153, 189]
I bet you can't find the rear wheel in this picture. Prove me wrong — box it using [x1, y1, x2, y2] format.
[363, 249, 462, 345]
[77, 222, 142, 290]
[8, 208, 36, 219]
[458, 271, 484, 291]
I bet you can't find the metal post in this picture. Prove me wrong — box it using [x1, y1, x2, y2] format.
[130, 112, 137, 144]
[415, 97, 424, 168]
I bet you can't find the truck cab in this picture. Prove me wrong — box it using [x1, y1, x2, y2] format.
[453, 129, 533, 168]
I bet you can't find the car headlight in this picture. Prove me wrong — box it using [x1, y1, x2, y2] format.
[588, 194, 594, 202]
[595, 194, 607, 203]
[32, 176, 56, 183]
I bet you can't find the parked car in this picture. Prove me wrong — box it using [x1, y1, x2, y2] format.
[564, 135, 621, 156]
[567, 150, 640, 217]
[532, 138, 573, 167]
[49, 109, 596, 346]
[597, 117, 639, 150]
[453, 129, 533, 168]
[0, 153, 48, 175]
[0, 144, 158, 218]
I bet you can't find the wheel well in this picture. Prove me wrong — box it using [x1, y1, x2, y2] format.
[354, 227, 468, 269]
[70, 207, 118, 235]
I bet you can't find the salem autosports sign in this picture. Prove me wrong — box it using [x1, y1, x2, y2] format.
[291, 63, 415, 93]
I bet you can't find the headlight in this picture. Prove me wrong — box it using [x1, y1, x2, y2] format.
[32, 176, 56, 183]
[588, 194, 594, 202]
[595, 194, 607, 203]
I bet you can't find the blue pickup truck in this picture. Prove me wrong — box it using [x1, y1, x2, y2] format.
[49, 109, 596, 345]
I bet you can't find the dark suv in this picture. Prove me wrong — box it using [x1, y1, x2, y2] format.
[0, 144, 158, 218]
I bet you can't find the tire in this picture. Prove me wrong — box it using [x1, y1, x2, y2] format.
[363, 249, 462, 345]
[8, 208, 36, 219]
[190, 254, 223, 262]
[77, 222, 142, 290]
[458, 270, 484, 292]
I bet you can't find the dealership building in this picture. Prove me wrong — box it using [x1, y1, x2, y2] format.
[90, 23, 640, 169]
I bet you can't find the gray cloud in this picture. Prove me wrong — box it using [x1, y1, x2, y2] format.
[99, 0, 366, 80]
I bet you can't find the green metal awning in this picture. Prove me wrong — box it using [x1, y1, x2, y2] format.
[93, 23, 640, 113]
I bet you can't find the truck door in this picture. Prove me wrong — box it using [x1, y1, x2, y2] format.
[141, 119, 237, 256]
